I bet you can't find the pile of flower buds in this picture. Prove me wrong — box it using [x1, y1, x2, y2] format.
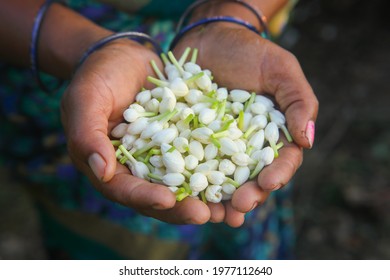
[111, 47, 292, 203]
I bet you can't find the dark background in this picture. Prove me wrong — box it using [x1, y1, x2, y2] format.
[0, 0, 389, 259]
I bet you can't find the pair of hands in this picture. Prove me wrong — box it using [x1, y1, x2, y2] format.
[61, 23, 318, 227]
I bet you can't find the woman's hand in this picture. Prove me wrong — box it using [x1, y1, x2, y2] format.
[173, 23, 319, 227]
[61, 40, 215, 224]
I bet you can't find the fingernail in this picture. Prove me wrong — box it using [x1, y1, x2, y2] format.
[88, 153, 106, 181]
[305, 120, 315, 148]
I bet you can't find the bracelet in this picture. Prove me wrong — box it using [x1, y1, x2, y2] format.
[30, 0, 65, 93]
[176, 0, 269, 38]
[170, 16, 261, 50]
[77, 31, 163, 69]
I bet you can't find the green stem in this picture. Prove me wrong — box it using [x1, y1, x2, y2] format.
[238, 111, 244, 131]
[167, 51, 184, 75]
[246, 145, 254, 156]
[243, 125, 256, 139]
[276, 141, 284, 150]
[183, 114, 194, 125]
[210, 135, 221, 148]
[212, 130, 230, 139]
[147, 76, 169, 87]
[182, 182, 191, 194]
[191, 48, 198, 64]
[167, 146, 176, 153]
[140, 111, 157, 118]
[216, 100, 226, 120]
[178, 47, 191, 66]
[193, 115, 199, 129]
[185, 71, 204, 84]
[225, 177, 240, 188]
[269, 141, 279, 158]
[182, 170, 192, 179]
[147, 173, 162, 181]
[143, 149, 161, 164]
[200, 190, 207, 203]
[150, 60, 166, 81]
[132, 142, 155, 158]
[244, 92, 256, 112]
[249, 161, 265, 180]
[119, 145, 137, 165]
[176, 187, 189, 201]
[111, 140, 121, 146]
[281, 125, 293, 143]
[160, 53, 170, 66]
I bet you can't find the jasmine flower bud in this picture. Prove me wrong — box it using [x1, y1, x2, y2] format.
[189, 172, 208, 192]
[207, 171, 225, 185]
[218, 159, 236, 175]
[135, 89, 152, 106]
[162, 173, 185, 187]
[140, 121, 163, 139]
[204, 143, 218, 161]
[230, 89, 251, 103]
[189, 140, 204, 161]
[173, 137, 189, 153]
[231, 152, 255, 166]
[219, 137, 239, 156]
[234, 166, 250, 185]
[199, 108, 217, 125]
[162, 149, 185, 173]
[205, 185, 223, 203]
[145, 98, 160, 113]
[149, 155, 164, 168]
[222, 182, 236, 195]
[191, 127, 213, 144]
[152, 127, 178, 145]
[185, 154, 199, 170]
[111, 123, 128, 138]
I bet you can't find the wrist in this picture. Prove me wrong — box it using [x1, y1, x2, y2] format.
[38, 3, 112, 79]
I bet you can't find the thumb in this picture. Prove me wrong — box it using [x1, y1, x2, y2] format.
[262, 48, 318, 148]
[61, 87, 117, 183]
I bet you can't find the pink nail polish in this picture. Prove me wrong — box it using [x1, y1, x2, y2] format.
[305, 120, 315, 148]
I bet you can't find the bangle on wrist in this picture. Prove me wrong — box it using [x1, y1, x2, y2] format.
[170, 16, 262, 49]
[76, 31, 163, 70]
[30, 0, 66, 94]
[176, 0, 269, 38]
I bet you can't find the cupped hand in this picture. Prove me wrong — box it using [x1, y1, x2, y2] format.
[61, 40, 212, 224]
[173, 23, 319, 227]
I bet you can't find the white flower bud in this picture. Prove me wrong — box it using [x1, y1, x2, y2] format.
[162, 173, 185, 186]
[140, 121, 164, 139]
[170, 77, 189, 97]
[208, 120, 222, 132]
[179, 128, 192, 139]
[179, 107, 194, 121]
[127, 117, 148, 135]
[255, 95, 274, 110]
[191, 127, 213, 144]
[111, 123, 128, 138]
[162, 149, 185, 173]
[243, 112, 253, 131]
[219, 137, 239, 156]
[184, 89, 203, 105]
[121, 134, 137, 150]
[149, 155, 164, 168]
[145, 98, 160, 113]
[191, 102, 210, 115]
[123, 108, 142, 122]
[168, 186, 179, 193]
[175, 119, 190, 132]
[165, 64, 180, 81]
[205, 185, 223, 203]
[173, 137, 189, 153]
[261, 146, 275, 165]
[218, 159, 236, 175]
[185, 154, 199, 170]
[232, 152, 255, 166]
[216, 87, 228, 101]
[234, 166, 250, 186]
[198, 108, 217, 125]
[207, 170, 225, 185]
[133, 138, 150, 150]
[231, 102, 244, 115]
[248, 129, 265, 150]
[195, 72, 212, 91]
[189, 172, 208, 192]
[159, 87, 176, 113]
[195, 159, 219, 173]
[184, 62, 202, 74]
[250, 115, 268, 130]
[222, 182, 236, 195]
[160, 143, 172, 154]
[151, 87, 164, 99]
[128, 161, 149, 180]
[234, 139, 247, 153]
[250, 102, 267, 115]
[229, 89, 251, 103]
[204, 144, 218, 161]
[152, 127, 178, 145]
[189, 140, 204, 161]
[128, 103, 145, 112]
[228, 126, 243, 140]
[265, 122, 279, 144]
[135, 90, 152, 106]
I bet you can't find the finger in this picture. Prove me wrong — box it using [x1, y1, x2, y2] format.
[224, 201, 246, 228]
[139, 197, 211, 225]
[61, 82, 118, 183]
[231, 181, 271, 213]
[261, 44, 319, 149]
[207, 202, 225, 223]
[257, 139, 303, 191]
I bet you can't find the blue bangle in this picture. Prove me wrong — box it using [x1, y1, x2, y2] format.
[30, 0, 65, 94]
[77, 31, 163, 69]
[170, 16, 264, 50]
[176, 0, 269, 38]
